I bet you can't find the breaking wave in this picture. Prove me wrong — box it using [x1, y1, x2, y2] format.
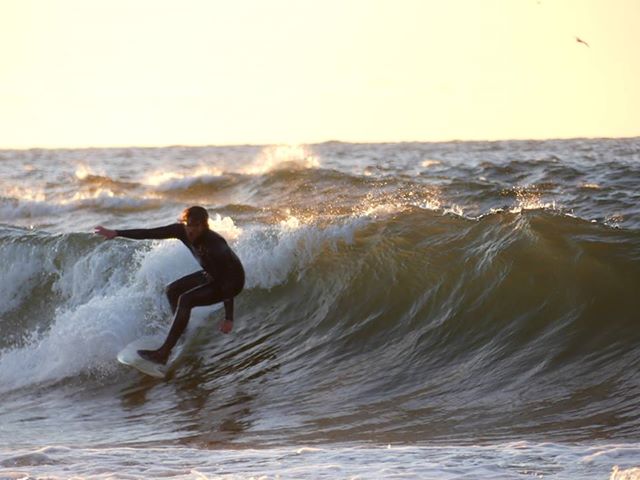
[1, 208, 639, 443]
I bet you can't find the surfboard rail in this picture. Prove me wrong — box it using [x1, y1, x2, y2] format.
[117, 336, 169, 378]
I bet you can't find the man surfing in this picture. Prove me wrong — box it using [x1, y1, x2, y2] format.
[95, 206, 245, 365]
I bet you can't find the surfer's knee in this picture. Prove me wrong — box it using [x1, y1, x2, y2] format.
[166, 283, 181, 305]
[176, 293, 195, 311]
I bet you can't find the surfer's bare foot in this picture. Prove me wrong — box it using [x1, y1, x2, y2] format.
[138, 349, 168, 365]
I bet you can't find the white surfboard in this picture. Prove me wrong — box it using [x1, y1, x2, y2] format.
[117, 336, 185, 379]
[117, 311, 212, 378]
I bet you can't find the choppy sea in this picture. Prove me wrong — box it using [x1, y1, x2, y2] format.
[0, 139, 639, 479]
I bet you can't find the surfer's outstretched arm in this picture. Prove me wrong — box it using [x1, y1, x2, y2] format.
[95, 223, 184, 240]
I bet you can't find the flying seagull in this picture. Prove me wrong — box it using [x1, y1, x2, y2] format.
[576, 36, 590, 48]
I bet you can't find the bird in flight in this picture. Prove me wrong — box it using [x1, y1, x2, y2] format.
[576, 36, 590, 48]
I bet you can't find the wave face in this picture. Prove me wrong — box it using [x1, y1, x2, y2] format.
[0, 139, 639, 451]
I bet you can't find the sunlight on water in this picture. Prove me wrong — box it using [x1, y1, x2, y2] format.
[2, 186, 46, 203]
[509, 185, 557, 213]
[611, 466, 640, 480]
[421, 159, 442, 167]
[208, 213, 242, 241]
[279, 215, 301, 230]
[75, 164, 93, 180]
[144, 165, 224, 187]
[242, 144, 319, 175]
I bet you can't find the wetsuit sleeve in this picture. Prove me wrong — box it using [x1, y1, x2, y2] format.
[116, 223, 185, 240]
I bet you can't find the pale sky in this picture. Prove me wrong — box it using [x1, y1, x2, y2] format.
[1, 0, 639, 148]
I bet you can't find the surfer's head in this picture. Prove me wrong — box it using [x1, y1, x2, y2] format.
[181, 205, 209, 242]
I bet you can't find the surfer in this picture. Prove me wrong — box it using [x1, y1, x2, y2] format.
[94, 206, 245, 365]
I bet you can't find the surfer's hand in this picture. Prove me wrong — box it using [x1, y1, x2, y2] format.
[94, 225, 117, 239]
[219, 319, 233, 334]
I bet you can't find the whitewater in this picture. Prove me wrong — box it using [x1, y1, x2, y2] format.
[0, 139, 639, 479]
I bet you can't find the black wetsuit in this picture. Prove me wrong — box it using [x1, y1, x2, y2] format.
[117, 223, 245, 355]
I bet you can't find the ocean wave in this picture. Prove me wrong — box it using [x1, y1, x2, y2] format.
[0, 211, 367, 391]
[239, 144, 320, 175]
[67, 190, 162, 211]
[3, 139, 640, 452]
[0, 232, 205, 392]
[1, 210, 638, 422]
[0, 193, 161, 223]
[75, 164, 139, 190]
[141, 144, 319, 192]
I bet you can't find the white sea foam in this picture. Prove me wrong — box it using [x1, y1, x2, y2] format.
[421, 159, 442, 167]
[611, 466, 640, 480]
[0, 236, 207, 391]
[0, 442, 638, 479]
[236, 215, 361, 289]
[209, 213, 242, 241]
[240, 144, 320, 175]
[0, 242, 144, 391]
[74, 163, 106, 180]
[443, 204, 466, 217]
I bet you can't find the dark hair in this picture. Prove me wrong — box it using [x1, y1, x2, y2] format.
[180, 206, 209, 226]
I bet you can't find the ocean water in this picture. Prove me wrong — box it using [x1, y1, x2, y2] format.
[0, 139, 639, 479]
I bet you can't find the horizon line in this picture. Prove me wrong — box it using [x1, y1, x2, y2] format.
[1, 134, 639, 151]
